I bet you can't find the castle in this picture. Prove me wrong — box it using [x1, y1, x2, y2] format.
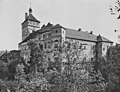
[18, 8, 113, 63]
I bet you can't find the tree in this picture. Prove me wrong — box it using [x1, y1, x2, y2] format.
[0, 40, 107, 92]
[47, 40, 105, 92]
[27, 40, 48, 76]
[0, 60, 8, 80]
[23, 40, 51, 92]
[99, 46, 120, 92]
[110, 0, 120, 19]
[0, 79, 7, 92]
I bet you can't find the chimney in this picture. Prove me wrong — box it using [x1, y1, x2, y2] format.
[41, 24, 45, 29]
[25, 13, 28, 20]
[78, 28, 82, 31]
[90, 31, 93, 34]
[47, 22, 53, 27]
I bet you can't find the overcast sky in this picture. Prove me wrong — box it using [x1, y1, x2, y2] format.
[0, 0, 120, 50]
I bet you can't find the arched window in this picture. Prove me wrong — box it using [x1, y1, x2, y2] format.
[39, 44, 43, 50]
[103, 47, 105, 51]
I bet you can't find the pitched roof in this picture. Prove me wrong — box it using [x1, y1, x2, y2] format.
[0, 51, 8, 60]
[97, 35, 113, 43]
[64, 28, 97, 42]
[19, 31, 40, 44]
[52, 24, 62, 29]
[22, 14, 40, 24]
[19, 23, 113, 44]
[0, 51, 6, 57]
[19, 23, 54, 44]
[64, 28, 113, 43]
[101, 36, 113, 43]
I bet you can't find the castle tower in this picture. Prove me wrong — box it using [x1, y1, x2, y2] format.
[21, 7, 40, 41]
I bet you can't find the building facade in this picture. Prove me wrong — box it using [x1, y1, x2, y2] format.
[18, 8, 113, 63]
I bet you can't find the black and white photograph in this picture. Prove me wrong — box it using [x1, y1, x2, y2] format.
[0, 0, 120, 92]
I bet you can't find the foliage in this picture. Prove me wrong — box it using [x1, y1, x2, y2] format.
[0, 40, 107, 92]
[47, 40, 105, 92]
[27, 40, 48, 75]
[110, 0, 120, 19]
[0, 60, 8, 80]
[99, 46, 120, 92]
[0, 79, 7, 92]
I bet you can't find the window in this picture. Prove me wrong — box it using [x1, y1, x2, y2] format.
[54, 39, 59, 42]
[44, 42, 47, 49]
[38, 35, 41, 40]
[43, 34, 45, 38]
[56, 30, 58, 33]
[33, 22, 35, 25]
[54, 43, 59, 48]
[107, 46, 109, 49]
[48, 41, 51, 49]
[59, 39, 62, 42]
[48, 33, 51, 37]
[73, 44, 76, 49]
[84, 46, 86, 49]
[92, 46, 95, 50]
[103, 47, 105, 51]
[35, 22, 37, 25]
[79, 45, 82, 49]
[46, 34, 48, 38]
[40, 44, 43, 50]
[91, 58, 93, 61]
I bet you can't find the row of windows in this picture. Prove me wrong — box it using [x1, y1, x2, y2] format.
[43, 30, 60, 39]
[103, 45, 109, 51]
[64, 41, 90, 50]
[28, 21, 39, 26]
[39, 39, 60, 50]
[39, 42, 59, 50]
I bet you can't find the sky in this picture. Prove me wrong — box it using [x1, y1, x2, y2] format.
[0, 0, 120, 50]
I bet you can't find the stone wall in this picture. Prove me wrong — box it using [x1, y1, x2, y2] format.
[65, 38, 96, 61]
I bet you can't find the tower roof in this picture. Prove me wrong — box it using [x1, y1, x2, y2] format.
[22, 8, 40, 24]
[27, 14, 40, 22]
[29, 7, 32, 14]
